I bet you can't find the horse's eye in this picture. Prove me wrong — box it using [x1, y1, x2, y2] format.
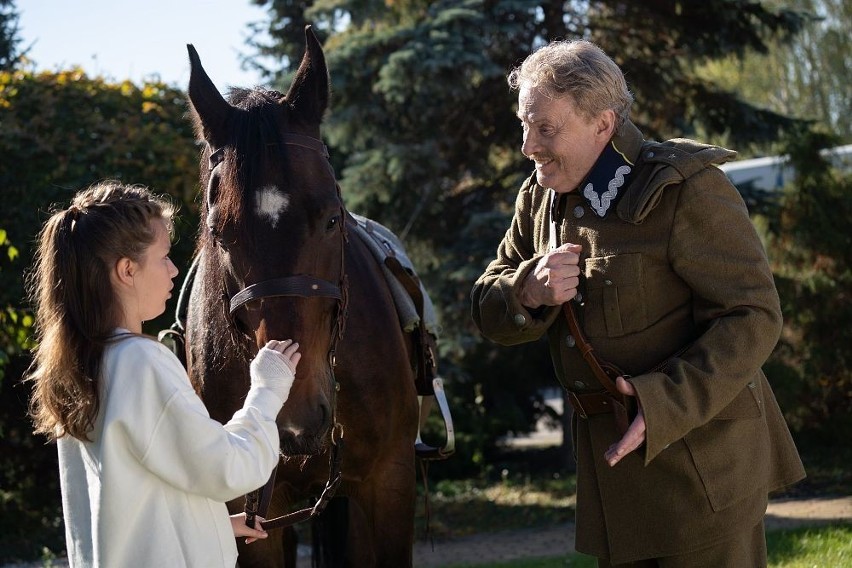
[326, 215, 340, 232]
[208, 225, 222, 243]
[207, 222, 222, 243]
[207, 206, 224, 244]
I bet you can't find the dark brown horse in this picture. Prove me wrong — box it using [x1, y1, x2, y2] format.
[182, 27, 423, 567]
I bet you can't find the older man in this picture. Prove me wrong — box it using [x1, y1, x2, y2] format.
[471, 40, 805, 567]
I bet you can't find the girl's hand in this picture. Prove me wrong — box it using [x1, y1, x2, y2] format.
[230, 512, 268, 544]
[264, 339, 302, 375]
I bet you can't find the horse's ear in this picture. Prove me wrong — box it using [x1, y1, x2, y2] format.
[284, 25, 330, 125]
[187, 44, 233, 148]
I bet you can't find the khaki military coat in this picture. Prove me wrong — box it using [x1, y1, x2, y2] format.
[471, 120, 805, 563]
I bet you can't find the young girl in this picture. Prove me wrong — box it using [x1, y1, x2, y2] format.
[26, 181, 300, 567]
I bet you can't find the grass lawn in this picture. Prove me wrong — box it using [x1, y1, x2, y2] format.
[440, 523, 852, 568]
[416, 473, 577, 538]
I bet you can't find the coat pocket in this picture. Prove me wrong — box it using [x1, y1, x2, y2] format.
[714, 380, 764, 420]
[584, 253, 647, 338]
[683, 384, 770, 512]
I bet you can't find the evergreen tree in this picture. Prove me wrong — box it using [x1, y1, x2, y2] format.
[0, 0, 21, 72]
[762, 130, 852, 444]
[244, 0, 315, 80]
[699, 0, 851, 145]
[245, 1, 813, 472]
[246, 1, 812, 231]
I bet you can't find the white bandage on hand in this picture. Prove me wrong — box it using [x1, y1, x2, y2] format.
[249, 346, 297, 404]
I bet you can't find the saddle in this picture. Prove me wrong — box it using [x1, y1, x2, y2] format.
[346, 212, 454, 460]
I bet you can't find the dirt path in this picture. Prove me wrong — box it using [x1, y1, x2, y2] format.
[5, 496, 848, 567]
[410, 495, 852, 567]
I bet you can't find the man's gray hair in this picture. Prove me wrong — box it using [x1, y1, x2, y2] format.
[508, 40, 634, 129]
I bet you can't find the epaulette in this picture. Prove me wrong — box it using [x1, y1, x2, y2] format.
[617, 139, 737, 224]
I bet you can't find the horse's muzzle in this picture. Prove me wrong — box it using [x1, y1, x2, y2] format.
[277, 394, 332, 456]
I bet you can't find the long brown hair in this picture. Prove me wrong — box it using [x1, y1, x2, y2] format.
[25, 181, 176, 441]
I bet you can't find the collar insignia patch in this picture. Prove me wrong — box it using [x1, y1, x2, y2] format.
[581, 142, 634, 217]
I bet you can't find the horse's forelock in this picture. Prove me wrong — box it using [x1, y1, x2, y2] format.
[227, 87, 286, 110]
[206, 89, 297, 245]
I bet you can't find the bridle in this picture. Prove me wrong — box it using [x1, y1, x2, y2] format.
[206, 132, 349, 530]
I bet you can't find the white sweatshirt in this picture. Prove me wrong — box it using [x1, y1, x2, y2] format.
[58, 333, 290, 567]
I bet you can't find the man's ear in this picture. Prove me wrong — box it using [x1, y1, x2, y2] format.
[114, 258, 135, 287]
[595, 109, 617, 140]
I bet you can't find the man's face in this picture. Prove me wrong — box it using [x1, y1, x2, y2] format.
[517, 85, 611, 194]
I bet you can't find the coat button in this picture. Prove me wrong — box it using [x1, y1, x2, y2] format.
[573, 205, 585, 218]
[513, 313, 527, 326]
[647, 151, 655, 158]
[565, 335, 576, 347]
[604, 279, 613, 286]
[574, 380, 586, 390]
[574, 292, 583, 303]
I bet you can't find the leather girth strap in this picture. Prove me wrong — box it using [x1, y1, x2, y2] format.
[561, 301, 631, 435]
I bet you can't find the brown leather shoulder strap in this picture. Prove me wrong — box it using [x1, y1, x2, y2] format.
[550, 191, 623, 395]
[562, 302, 630, 434]
[561, 302, 623, 397]
[551, 197, 630, 432]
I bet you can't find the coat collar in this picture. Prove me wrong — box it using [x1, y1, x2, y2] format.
[577, 120, 645, 218]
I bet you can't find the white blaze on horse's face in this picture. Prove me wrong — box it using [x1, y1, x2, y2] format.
[255, 185, 290, 229]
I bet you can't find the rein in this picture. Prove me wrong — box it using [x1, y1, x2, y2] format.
[207, 132, 349, 531]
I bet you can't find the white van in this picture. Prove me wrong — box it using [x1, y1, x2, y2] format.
[719, 144, 852, 192]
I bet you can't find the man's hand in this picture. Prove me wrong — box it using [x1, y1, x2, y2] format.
[519, 243, 583, 308]
[604, 377, 646, 467]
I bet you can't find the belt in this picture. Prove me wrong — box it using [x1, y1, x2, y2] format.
[561, 302, 632, 433]
[566, 390, 619, 419]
